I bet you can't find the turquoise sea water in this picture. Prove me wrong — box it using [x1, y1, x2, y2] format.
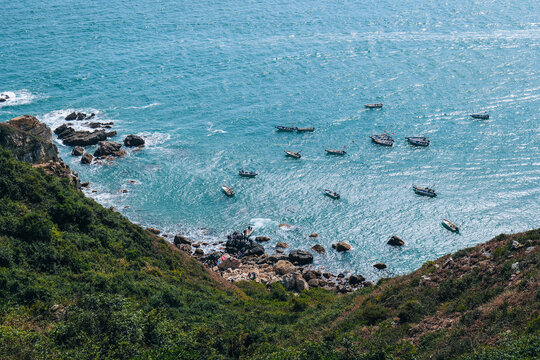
[1, 0, 539, 279]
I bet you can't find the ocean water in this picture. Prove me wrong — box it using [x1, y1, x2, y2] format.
[1, 0, 539, 279]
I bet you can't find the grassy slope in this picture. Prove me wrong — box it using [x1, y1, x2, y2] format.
[0, 146, 538, 359]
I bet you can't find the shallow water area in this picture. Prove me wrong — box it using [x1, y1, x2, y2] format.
[1, 0, 539, 280]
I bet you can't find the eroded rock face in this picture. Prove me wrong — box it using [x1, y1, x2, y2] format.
[93, 141, 126, 158]
[124, 134, 145, 147]
[0, 115, 59, 163]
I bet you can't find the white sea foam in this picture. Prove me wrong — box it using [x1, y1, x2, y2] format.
[138, 132, 171, 147]
[250, 218, 278, 230]
[124, 102, 162, 109]
[206, 122, 227, 136]
[0, 89, 37, 108]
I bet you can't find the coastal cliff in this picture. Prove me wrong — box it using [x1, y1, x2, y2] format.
[0, 120, 538, 359]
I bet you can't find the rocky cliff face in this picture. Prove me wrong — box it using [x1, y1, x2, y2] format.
[0, 115, 81, 188]
[0, 115, 59, 163]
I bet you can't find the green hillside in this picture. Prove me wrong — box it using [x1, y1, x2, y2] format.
[0, 146, 538, 359]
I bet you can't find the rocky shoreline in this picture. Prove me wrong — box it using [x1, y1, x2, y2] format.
[1, 114, 383, 293]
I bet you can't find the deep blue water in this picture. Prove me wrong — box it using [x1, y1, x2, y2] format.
[1, 0, 539, 279]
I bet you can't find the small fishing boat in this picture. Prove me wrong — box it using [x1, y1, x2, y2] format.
[365, 103, 383, 108]
[370, 134, 394, 146]
[413, 185, 437, 197]
[221, 185, 235, 197]
[406, 136, 430, 147]
[296, 127, 315, 132]
[243, 226, 254, 237]
[238, 169, 258, 177]
[470, 113, 489, 120]
[324, 189, 340, 199]
[442, 218, 459, 233]
[275, 125, 296, 132]
[325, 149, 346, 155]
[285, 150, 301, 158]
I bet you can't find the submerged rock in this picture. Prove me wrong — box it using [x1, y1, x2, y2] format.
[387, 236, 405, 246]
[312, 244, 325, 254]
[373, 263, 387, 270]
[0, 94, 10, 102]
[255, 236, 271, 242]
[288, 250, 313, 265]
[276, 242, 289, 249]
[124, 134, 145, 147]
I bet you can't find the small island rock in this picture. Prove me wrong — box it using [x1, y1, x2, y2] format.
[373, 263, 387, 270]
[124, 134, 145, 147]
[387, 236, 405, 246]
[81, 153, 93, 164]
[332, 241, 351, 252]
[72, 146, 84, 156]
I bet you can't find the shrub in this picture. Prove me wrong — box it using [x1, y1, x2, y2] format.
[398, 300, 424, 323]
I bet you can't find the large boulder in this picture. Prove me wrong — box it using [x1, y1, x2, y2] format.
[124, 134, 145, 147]
[387, 236, 405, 246]
[282, 274, 308, 292]
[94, 141, 126, 158]
[81, 153, 93, 164]
[348, 274, 365, 285]
[72, 146, 84, 156]
[274, 260, 296, 275]
[332, 241, 351, 252]
[288, 250, 313, 265]
[0, 115, 59, 163]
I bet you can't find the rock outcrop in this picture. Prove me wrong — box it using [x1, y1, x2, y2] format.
[72, 146, 84, 156]
[225, 231, 265, 257]
[387, 236, 405, 246]
[81, 153, 93, 164]
[288, 250, 313, 265]
[312, 244, 325, 254]
[65, 112, 95, 121]
[124, 134, 145, 147]
[0, 115, 59, 164]
[0, 93, 10, 102]
[332, 241, 351, 252]
[55, 124, 116, 146]
[94, 141, 126, 158]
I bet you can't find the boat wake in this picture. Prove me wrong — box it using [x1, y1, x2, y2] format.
[0, 89, 38, 108]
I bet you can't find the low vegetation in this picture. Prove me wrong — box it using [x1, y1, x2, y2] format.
[0, 146, 538, 359]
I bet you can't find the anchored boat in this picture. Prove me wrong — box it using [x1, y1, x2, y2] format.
[324, 189, 340, 199]
[221, 185, 235, 197]
[406, 136, 430, 147]
[442, 218, 459, 232]
[470, 113, 489, 120]
[238, 169, 258, 178]
[296, 127, 315, 132]
[275, 125, 296, 132]
[325, 149, 346, 155]
[285, 150, 302, 158]
[365, 103, 383, 108]
[370, 134, 394, 146]
[413, 185, 437, 197]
